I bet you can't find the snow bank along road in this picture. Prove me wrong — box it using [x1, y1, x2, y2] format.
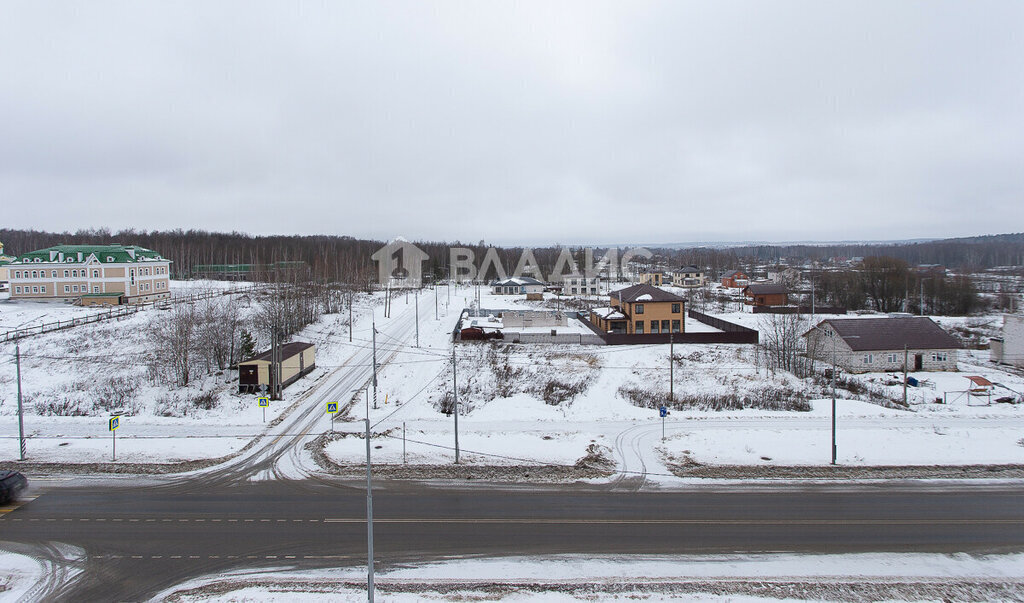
[0, 481, 1022, 599]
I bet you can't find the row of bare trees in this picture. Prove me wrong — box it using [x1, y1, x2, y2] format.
[148, 293, 243, 386]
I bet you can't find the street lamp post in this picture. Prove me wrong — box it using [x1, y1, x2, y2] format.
[810, 325, 858, 465]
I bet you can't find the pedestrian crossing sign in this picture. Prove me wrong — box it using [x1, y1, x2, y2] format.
[326, 402, 339, 414]
[109, 416, 120, 431]
[258, 397, 270, 408]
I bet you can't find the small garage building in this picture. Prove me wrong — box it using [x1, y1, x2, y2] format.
[238, 342, 316, 394]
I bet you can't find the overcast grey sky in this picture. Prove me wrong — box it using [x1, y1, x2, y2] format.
[1, 2, 1021, 245]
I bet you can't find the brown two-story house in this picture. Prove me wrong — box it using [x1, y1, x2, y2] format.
[590, 283, 686, 335]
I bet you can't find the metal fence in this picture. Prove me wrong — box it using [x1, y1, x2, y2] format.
[751, 305, 847, 315]
[1, 284, 263, 343]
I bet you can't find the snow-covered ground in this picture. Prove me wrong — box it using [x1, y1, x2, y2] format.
[323, 288, 1024, 475]
[3, 282, 1022, 472]
[0, 281, 383, 464]
[154, 552, 1024, 601]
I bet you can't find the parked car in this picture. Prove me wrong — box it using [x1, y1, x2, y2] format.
[0, 471, 28, 505]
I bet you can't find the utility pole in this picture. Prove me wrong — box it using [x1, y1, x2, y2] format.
[434, 282, 438, 320]
[415, 290, 419, 348]
[831, 336, 837, 465]
[452, 347, 460, 464]
[372, 322, 379, 410]
[903, 345, 909, 406]
[364, 413, 375, 602]
[349, 293, 353, 343]
[810, 270, 815, 317]
[669, 332, 674, 402]
[920, 280, 924, 316]
[16, 345, 26, 461]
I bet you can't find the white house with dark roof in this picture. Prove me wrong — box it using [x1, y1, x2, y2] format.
[990, 314, 1024, 369]
[7, 244, 171, 304]
[803, 316, 961, 374]
[670, 266, 707, 287]
[490, 276, 545, 295]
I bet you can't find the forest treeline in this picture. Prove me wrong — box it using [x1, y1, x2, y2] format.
[1, 228, 1021, 282]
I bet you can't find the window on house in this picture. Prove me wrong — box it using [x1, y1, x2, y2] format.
[32, 270, 38, 278]
[635, 321, 644, 334]
[863, 354, 874, 364]
[650, 320, 660, 333]
[32, 286, 39, 293]
[93, 270, 99, 278]
[635, 304, 644, 314]
[671, 303, 681, 313]
[93, 286, 100, 293]
[51, 270, 57, 277]
[72, 285, 78, 292]
[64, 270, 69, 278]
[64, 285, 70, 293]
[40, 286, 46, 293]
[672, 319, 681, 332]
[107, 256, 114, 262]
[888, 353, 900, 364]
[661, 320, 670, 332]
[932, 352, 947, 362]
[15, 286, 21, 294]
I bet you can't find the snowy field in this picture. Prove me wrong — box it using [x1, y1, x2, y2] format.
[0, 281, 383, 464]
[2, 282, 1022, 471]
[325, 288, 1024, 474]
[153, 552, 1024, 601]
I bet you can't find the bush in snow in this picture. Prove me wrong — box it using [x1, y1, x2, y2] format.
[617, 384, 810, 412]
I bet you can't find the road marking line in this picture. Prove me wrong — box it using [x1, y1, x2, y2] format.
[321, 518, 1024, 525]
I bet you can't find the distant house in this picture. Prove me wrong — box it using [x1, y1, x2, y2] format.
[0, 241, 14, 290]
[238, 342, 316, 394]
[638, 272, 666, 286]
[561, 274, 601, 296]
[990, 314, 1024, 369]
[7, 244, 171, 304]
[591, 283, 685, 335]
[743, 283, 789, 307]
[721, 270, 748, 288]
[670, 266, 707, 288]
[491, 276, 545, 295]
[803, 317, 961, 374]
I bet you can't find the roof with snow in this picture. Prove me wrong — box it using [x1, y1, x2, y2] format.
[743, 283, 788, 295]
[590, 306, 627, 320]
[609, 283, 684, 303]
[811, 317, 962, 352]
[11, 244, 169, 265]
[492, 276, 545, 287]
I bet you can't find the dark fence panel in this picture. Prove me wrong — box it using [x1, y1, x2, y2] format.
[576, 310, 758, 345]
[751, 305, 847, 314]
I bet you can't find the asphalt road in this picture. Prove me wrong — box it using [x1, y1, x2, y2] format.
[2, 479, 1023, 600]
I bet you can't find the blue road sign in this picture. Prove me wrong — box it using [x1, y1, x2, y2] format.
[109, 416, 120, 431]
[258, 397, 270, 408]
[659, 406, 668, 418]
[326, 402, 339, 414]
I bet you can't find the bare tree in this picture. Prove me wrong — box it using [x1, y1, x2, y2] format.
[760, 312, 815, 377]
[149, 303, 201, 386]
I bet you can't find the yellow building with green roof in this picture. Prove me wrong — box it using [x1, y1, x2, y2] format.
[7, 244, 171, 304]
